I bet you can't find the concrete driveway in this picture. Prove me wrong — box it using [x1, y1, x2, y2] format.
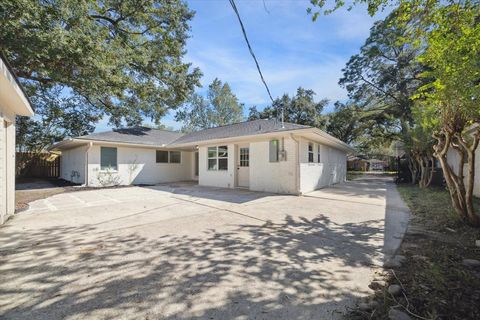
[0, 176, 409, 320]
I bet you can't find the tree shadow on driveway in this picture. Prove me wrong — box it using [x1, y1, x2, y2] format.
[0, 212, 383, 320]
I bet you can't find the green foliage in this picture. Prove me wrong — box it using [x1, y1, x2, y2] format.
[325, 102, 362, 144]
[308, 0, 396, 18]
[16, 86, 101, 152]
[339, 9, 424, 136]
[1, 0, 201, 149]
[175, 78, 244, 132]
[248, 87, 328, 128]
[414, 1, 480, 134]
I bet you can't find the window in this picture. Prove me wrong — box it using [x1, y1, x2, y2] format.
[156, 150, 181, 163]
[239, 148, 249, 167]
[208, 146, 228, 170]
[317, 144, 321, 163]
[308, 143, 314, 163]
[101, 147, 117, 170]
[170, 151, 181, 163]
[156, 150, 168, 163]
[269, 140, 279, 162]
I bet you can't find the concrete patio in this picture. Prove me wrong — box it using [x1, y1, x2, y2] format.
[0, 176, 409, 320]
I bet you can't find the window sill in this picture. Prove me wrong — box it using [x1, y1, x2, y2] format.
[99, 169, 119, 173]
[156, 162, 181, 164]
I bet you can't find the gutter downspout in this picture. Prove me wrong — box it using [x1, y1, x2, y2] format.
[85, 142, 93, 186]
[290, 134, 301, 195]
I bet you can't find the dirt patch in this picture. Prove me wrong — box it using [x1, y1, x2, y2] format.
[346, 184, 480, 320]
[16, 188, 67, 211]
[15, 178, 132, 211]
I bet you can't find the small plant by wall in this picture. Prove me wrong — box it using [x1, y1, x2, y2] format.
[96, 167, 121, 187]
[127, 155, 140, 184]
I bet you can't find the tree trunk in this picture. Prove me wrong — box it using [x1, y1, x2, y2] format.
[465, 149, 480, 226]
[434, 130, 480, 226]
[455, 129, 480, 227]
[419, 156, 434, 188]
[434, 132, 469, 221]
[425, 156, 435, 188]
[408, 155, 419, 185]
[417, 155, 427, 188]
[437, 154, 467, 219]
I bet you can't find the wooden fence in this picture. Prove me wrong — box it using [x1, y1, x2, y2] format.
[16, 152, 60, 178]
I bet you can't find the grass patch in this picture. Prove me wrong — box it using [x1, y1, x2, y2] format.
[397, 184, 480, 235]
[347, 171, 364, 181]
[347, 184, 480, 320]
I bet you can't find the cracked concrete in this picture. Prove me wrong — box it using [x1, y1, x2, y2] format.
[0, 175, 409, 320]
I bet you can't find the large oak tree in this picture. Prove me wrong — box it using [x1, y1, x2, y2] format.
[0, 0, 201, 149]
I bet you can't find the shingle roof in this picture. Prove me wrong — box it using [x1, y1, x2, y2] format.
[73, 119, 311, 147]
[76, 127, 184, 146]
[61, 119, 318, 152]
[171, 119, 310, 145]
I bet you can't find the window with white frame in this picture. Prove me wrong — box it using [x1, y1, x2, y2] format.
[308, 143, 314, 163]
[317, 144, 321, 163]
[239, 148, 249, 167]
[208, 146, 228, 170]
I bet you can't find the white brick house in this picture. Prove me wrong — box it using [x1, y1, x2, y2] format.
[50, 119, 354, 195]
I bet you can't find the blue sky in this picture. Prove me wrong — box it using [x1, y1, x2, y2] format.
[97, 0, 384, 131]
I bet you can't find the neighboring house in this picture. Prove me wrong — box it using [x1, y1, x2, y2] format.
[446, 125, 480, 197]
[0, 55, 34, 224]
[50, 119, 354, 195]
[347, 156, 368, 171]
[369, 159, 386, 171]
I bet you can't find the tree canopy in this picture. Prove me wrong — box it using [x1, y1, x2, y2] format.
[1, 0, 201, 147]
[175, 78, 244, 132]
[339, 9, 424, 135]
[248, 87, 328, 128]
[325, 102, 362, 145]
[413, 0, 480, 225]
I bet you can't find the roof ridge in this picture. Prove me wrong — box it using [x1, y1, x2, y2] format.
[113, 126, 182, 134]
[182, 118, 311, 133]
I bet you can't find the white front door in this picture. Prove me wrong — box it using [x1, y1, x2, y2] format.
[237, 144, 249, 188]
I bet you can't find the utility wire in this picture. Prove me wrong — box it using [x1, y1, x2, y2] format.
[229, 0, 274, 103]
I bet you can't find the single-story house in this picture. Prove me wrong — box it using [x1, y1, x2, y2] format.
[446, 124, 480, 197]
[347, 155, 368, 171]
[0, 55, 35, 224]
[49, 119, 354, 195]
[368, 159, 387, 171]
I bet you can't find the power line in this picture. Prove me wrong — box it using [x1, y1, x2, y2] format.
[228, 0, 274, 104]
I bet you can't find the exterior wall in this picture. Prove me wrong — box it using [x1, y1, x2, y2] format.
[0, 107, 17, 224]
[446, 148, 480, 197]
[197, 135, 347, 195]
[299, 138, 347, 193]
[198, 144, 236, 189]
[60, 145, 87, 184]
[249, 137, 298, 194]
[197, 137, 298, 194]
[86, 145, 194, 186]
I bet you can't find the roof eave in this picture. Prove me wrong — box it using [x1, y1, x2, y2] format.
[0, 55, 34, 117]
[311, 128, 356, 153]
[49, 137, 183, 151]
